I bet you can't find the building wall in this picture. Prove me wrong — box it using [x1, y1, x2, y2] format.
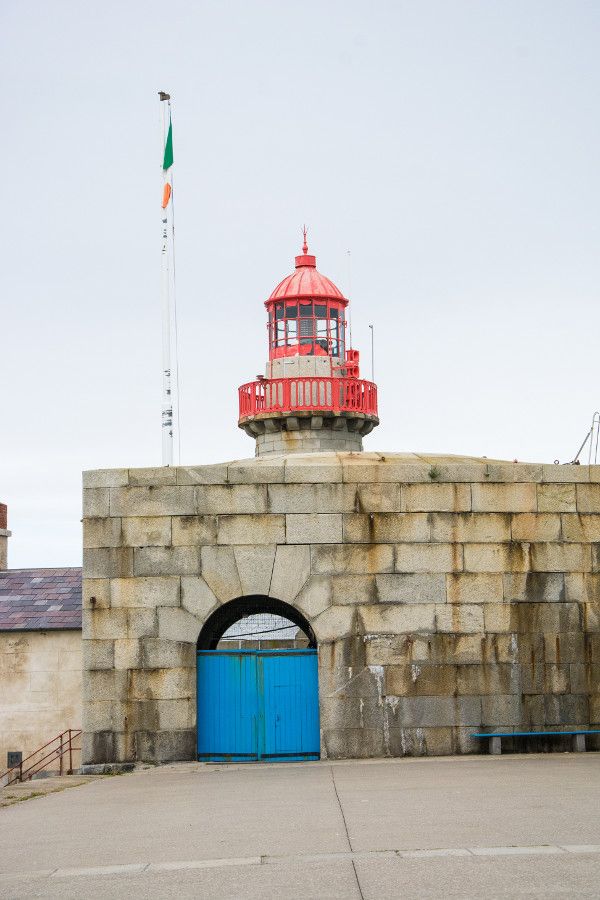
[0, 630, 82, 772]
[81, 454, 600, 764]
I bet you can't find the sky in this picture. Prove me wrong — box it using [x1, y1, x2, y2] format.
[2, 0, 600, 568]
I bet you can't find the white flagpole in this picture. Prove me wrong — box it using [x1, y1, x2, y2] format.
[159, 92, 173, 466]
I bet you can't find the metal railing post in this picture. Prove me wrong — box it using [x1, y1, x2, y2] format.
[68, 730, 73, 774]
[59, 733, 64, 776]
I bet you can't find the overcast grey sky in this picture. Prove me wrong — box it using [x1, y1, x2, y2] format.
[2, 0, 599, 567]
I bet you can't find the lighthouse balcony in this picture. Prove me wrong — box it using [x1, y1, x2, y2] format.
[238, 375, 378, 440]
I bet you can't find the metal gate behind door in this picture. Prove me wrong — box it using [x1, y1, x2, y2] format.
[197, 649, 319, 762]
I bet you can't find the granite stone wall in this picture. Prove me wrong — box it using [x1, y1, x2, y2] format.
[81, 453, 600, 764]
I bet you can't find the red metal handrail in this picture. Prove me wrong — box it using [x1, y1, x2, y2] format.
[238, 376, 378, 421]
[0, 729, 82, 786]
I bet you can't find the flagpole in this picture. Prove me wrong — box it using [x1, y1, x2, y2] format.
[159, 91, 173, 466]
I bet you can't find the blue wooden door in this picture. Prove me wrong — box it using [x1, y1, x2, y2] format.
[197, 650, 319, 762]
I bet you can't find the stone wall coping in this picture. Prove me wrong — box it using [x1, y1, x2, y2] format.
[83, 452, 600, 487]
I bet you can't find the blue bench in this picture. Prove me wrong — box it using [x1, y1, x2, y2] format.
[472, 730, 600, 755]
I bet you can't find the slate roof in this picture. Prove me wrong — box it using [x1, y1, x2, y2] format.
[0, 568, 82, 631]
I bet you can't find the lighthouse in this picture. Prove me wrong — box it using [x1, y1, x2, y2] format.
[238, 233, 379, 455]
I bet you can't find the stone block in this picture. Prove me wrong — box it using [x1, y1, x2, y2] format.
[561, 514, 600, 543]
[109, 486, 196, 517]
[176, 463, 230, 485]
[82, 488, 110, 517]
[395, 543, 463, 573]
[583, 601, 600, 631]
[483, 603, 513, 633]
[565, 573, 600, 603]
[129, 668, 193, 701]
[82, 578, 110, 609]
[456, 664, 517, 695]
[480, 695, 521, 727]
[353, 483, 402, 513]
[83, 701, 126, 733]
[319, 697, 383, 731]
[157, 607, 200, 643]
[464, 542, 528, 573]
[200, 546, 242, 602]
[471, 483, 537, 513]
[503, 572, 565, 603]
[435, 604, 484, 633]
[218, 515, 285, 545]
[359, 604, 436, 634]
[286, 514, 342, 544]
[446, 573, 503, 604]
[511, 514, 561, 542]
[340, 457, 430, 484]
[83, 547, 134, 581]
[154, 698, 196, 730]
[81, 729, 115, 765]
[376, 573, 446, 604]
[171, 516, 216, 546]
[227, 459, 286, 484]
[110, 576, 180, 609]
[311, 543, 394, 575]
[133, 546, 201, 576]
[311, 605, 356, 642]
[343, 513, 429, 544]
[331, 575, 378, 605]
[364, 635, 416, 666]
[431, 513, 510, 543]
[82, 639, 115, 670]
[284, 455, 343, 483]
[128, 467, 177, 486]
[83, 469, 129, 488]
[269, 545, 310, 603]
[387, 696, 481, 728]
[322, 727, 385, 759]
[537, 483, 577, 513]
[385, 664, 457, 696]
[83, 670, 129, 702]
[576, 484, 600, 513]
[543, 632, 585, 664]
[82, 609, 127, 641]
[137, 638, 196, 669]
[543, 664, 570, 694]
[293, 576, 333, 620]
[180, 576, 218, 620]
[126, 608, 158, 639]
[195, 484, 268, 514]
[401, 483, 471, 513]
[267, 483, 352, 513]
[530, 543, 591, 573]
[232, 545, 276, 595]
[544, 694, 588, 726]
[123, 517, 172, 547]
[83, 517, 123, 549]
[542, 464, 589, 483]
[113, 639, 143, 670]
[510, 602, 580, 633]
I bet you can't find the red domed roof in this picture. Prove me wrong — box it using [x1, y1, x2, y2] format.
[266, 234, 347, 304]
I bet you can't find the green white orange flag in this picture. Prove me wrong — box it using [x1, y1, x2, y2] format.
[161, 117, 173, 209]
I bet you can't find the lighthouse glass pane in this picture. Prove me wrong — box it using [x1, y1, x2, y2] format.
[276, 321, 285, 345]
[275, 303, 284, 319]
[286, 319, 297, 344]
[285, 303, 297, 318]
[299, 302, 312, 317]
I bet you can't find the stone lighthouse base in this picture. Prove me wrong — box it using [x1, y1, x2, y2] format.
[81, 451, 600, 765]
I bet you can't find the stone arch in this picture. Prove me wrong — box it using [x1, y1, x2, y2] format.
[196, 595, 317, 650]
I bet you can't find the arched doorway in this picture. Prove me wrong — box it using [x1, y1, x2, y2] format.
[197, 597, 319, 763]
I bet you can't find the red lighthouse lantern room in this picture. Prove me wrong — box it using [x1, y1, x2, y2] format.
[238, 231, 379, 456]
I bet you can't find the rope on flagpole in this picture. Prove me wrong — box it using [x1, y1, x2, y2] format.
[167, 97, 182, 466]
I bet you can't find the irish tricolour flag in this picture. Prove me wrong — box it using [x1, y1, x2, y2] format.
[161, 116, 173, 209]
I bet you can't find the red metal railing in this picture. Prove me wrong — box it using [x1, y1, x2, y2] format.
[0, 729, 82, 787]
[239, 376, 378, 421]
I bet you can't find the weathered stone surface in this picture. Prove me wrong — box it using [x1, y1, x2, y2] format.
[293, 575, 333, 620]
[530, 543, 591, 573]
[464, 543, 529, 573]
[577, 484, 600, 513]
[268, 483, 352, 513]
[456, 663, 517, 695]
[472, 483, 537, 513]
[269, 545, 310, 602]
[537, 483, 577, 513]
[435, 604, 484, 633]
[129, 668, 193, 701]
[125, 608, 159, 639]
[503, 573, 565, 603]
[331, 575, 378, 605]
[217, 514, 285, 545]
[110, 576, 180, 609]
[180, 576, 218, 620]
[353, 483, 403, 513]
[311, 543, 394, 574]
[82, 488, 110, 517]
[113, 639, 143, 670]
[284, 455, 343, 483]
[431, 513, 510, 543]
[171, 516, 217, 546]
[227, 459, 286, 484]
[128, 467, 177, 486]
[133, 546, 201, 577]
[83, 517, 123, 549]
[83, 670, 129, 702]
[157, 607, 200, 643]
[385, 696, 482, 728]
[483, 603, 513, 633]
[82, 639, 115, 670]
[176, 463, 230, 485]
[83, 469, 129, 488]
[376, 574, 446, 604]
[385, 664, 457, 696]
[561, 514, 600, 543]
[110, 486, 196, 517]
[312, 605, 356, 641]
[195, 484, 268, 514]
[82, 578, 111, 609]
[359, 604, 436, 634]
[122, 517, 172, 547]
[402, 483, 471, 513]
[233, 545, 276, 596]
[511, 514, 561, 543]
[83, 548, 134, 580]
[395, 543, 463, 573]
[446, 573, 503, 605]
[199, 546, 242, 602]
[480, 695, 521, 727]
[286, 514, 343, 544]
[343, 513, 430, 543]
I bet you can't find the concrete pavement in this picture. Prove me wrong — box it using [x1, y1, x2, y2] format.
[0, 754, 599, 898]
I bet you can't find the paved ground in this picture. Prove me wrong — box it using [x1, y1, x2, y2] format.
[0, 775, 101, 809]
[0, 754, 599, 898]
